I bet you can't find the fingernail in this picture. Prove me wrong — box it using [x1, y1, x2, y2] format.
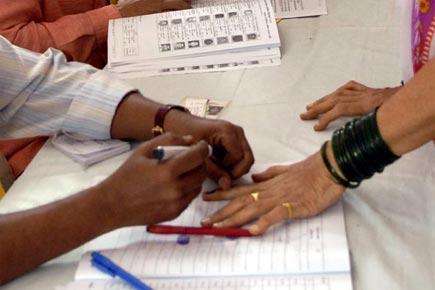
[182, 135, 194, 142]
[205, 188, 218, 195]
[213, 222, 224, 228]
[249, 225, 260, 235]
[218, 177, 230, 189]
[201, 217, 211, 225]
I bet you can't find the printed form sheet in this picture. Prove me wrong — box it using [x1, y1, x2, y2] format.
[76, 201, 349, 279]
[191, 0, 327, 19]
[108, 0, 279, 62]
[107, 0, 281, 77]
[58, 274, 352, 290]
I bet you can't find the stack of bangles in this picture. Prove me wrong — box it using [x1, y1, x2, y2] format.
[320, 109, 401, 188]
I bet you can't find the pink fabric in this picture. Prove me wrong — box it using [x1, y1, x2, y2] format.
[412, 0, 435, 72]
[0, 137, 49, 178]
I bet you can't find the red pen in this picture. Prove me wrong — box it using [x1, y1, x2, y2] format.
[147, 225, 253, 237]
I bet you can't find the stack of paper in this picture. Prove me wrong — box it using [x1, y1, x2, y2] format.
[106, 0, 281, 78]
[51, 135, 130, 167]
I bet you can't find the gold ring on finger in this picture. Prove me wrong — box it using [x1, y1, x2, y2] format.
[282, 202, 293, 219]
[250, 192, 260, 202]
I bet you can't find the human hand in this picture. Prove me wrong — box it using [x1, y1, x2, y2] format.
[118, 0, 191, 17]
[300, 80, 400, 131]
[97, 133, 209, 226]
[165, 113, 254, 190]
[201, 151, 344, 235]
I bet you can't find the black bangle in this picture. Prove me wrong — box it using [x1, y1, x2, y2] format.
[320, 141, 360, 188]
[325, 109, 400, 187]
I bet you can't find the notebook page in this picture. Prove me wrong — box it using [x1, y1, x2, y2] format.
[59, 274, 352, 290]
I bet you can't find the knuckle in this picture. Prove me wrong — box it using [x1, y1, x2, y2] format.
[222, 121, 235, 132]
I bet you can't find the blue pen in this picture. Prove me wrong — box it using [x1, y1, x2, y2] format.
[91, 251, 153, 290]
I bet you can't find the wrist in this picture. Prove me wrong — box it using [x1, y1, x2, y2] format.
[315, 150, 345, 189]
[325, 141, 347, 181]
[90, 181, 127, 229]
[164, 109, 202, 139]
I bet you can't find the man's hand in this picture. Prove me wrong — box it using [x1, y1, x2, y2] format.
[165, 113, 255, 190]
[110, 93, 254, 190]
[300, 80, 400, 131]
[118, 0, 191, 17]
[97, 133, 209, 226]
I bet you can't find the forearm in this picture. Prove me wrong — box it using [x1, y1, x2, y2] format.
[324, 61, 435, 183]
[377, 58, 435, 155]
[0, 186, 117, 285]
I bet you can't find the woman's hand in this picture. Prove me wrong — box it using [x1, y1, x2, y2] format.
[201, 151, 345, 235]
[97, 133, 209, 226]
[118, 0, 191, 17]
[166, 113, 255, 190]
[300, 81, 400, 131]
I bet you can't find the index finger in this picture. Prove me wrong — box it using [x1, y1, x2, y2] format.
[230, 127, 254, 178]
[166, 140, 210, 175]
[202, 183, 263, 201]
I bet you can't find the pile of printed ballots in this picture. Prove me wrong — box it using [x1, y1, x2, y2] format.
[106, 0, 281, 78]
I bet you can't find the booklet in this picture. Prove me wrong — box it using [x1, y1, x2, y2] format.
[107, 0, 281, 77]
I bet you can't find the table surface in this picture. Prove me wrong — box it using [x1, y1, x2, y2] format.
[1, 0, 435, 289]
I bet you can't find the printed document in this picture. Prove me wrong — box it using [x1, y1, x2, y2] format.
[192, 0, 327, 19]
[107, 0, 281, 77]
[60, 164, 352, 290]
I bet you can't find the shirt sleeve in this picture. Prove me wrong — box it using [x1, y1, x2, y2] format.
[0, 36, 136, 140]
[0, 2, 121, 67]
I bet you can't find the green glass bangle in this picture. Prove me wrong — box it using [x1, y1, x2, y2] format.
[341, 122, 369, 181]
[320, 141, 360, 188]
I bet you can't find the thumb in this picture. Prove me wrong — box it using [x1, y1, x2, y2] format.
[138, 133, 194, 158]
[252, 165, 290, 182]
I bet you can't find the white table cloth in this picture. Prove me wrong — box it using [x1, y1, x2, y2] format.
[1, 0, 434, 289]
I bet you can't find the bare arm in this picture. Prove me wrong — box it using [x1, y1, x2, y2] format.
[0, 134, 210, 284]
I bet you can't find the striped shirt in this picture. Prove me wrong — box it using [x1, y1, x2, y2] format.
[0, 36, 135, 140]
